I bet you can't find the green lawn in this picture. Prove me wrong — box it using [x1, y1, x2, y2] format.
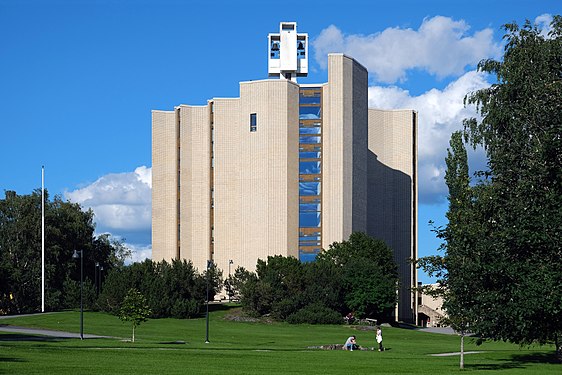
[0, 306, 558, 374]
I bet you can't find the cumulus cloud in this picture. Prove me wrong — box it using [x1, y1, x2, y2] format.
[368, 71, 491, 203]
[66, 166, 152, 262]
[535, 13, 554, 38]
[313, 16, 501, 83]
[126, 243, 152, 264]
[65, 166, 152, 232]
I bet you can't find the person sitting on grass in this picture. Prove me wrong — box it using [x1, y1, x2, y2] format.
[344, 335, 358, 351]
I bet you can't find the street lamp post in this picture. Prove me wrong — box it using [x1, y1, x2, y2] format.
[205, 260, 211, 344]
[72, 249, 84, 340]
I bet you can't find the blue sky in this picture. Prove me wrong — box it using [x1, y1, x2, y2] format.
[1, 0, 560, 282]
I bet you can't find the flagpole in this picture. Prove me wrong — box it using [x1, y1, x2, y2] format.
[42, 166, 45, 313]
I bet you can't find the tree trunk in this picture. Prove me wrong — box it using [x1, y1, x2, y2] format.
[460, 333, 465, 370]
[132, 324, 135, 343]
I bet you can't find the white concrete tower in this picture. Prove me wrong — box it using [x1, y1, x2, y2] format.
[268, 22, 308, 81]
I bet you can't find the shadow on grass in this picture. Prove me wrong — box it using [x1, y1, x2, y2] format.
[0, 333, 64, 342]
[0, 354, 27, 375]
[0, 356, 26, 363]
[466, 352, 559, 371]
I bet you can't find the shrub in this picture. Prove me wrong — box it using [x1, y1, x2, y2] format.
[286, 303, 342, 325]
[171, 299, 200, 319]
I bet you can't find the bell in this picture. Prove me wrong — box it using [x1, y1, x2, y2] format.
[271, 42, 279, 51]
[298, 41, 304, 50]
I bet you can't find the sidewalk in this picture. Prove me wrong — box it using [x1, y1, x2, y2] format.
[417, 326, 456, 335]
[0, 325, 112, 339]
[0, 312, 113, 339]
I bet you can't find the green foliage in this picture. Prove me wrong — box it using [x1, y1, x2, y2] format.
[119, 288, 152, 342]
[237, 232, 398, 323]
[420, 16, 562, 362]
[286, 303, 342, 325]
[62, 277, 97, 310]
[98, 259, 212, 319]
[318, 232, 399, 319]
[0, 190, 127, 314]
[203, 261, 224, 301]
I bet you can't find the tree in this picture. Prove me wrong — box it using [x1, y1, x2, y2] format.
[0, 190, 131, 314]
[420, 16, 562, 364]
[235, 233, 398, 323]
[119, 288, 152, 343]
[317, 232, 399, 320]
[463, 16, 562, 362]
[98, 259, 209, 319]
[439, 131, 478, 370]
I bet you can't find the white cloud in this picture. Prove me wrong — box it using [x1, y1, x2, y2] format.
[65, 166, 152, 232]
[125, 243, 152, 264]
[313, 16, 501, 83]
[535, 13, 553, 38]
[368, 71, 491, 203]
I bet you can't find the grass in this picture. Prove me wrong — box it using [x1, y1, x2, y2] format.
[0, 305, 559, 374]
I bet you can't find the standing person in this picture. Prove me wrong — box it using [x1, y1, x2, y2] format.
[376, 326, 384, 351]
[344, 335, 357, 351]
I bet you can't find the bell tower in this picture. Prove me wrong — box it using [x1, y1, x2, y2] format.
[268, 22, 308, 81]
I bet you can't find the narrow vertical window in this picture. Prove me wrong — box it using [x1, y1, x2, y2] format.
[250, 113, 257, 132]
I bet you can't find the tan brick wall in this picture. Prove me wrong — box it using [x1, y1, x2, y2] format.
[213, 98, 242, 276]
[368, 108, 418, 322]
[151, 110, 178, 262]
[238, 79, 299, 270]
[178, 105, 211, 273]
[322, 54, 368, 249]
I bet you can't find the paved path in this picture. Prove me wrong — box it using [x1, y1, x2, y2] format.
[416, 327, 456, 335]
[0, 312, 57, 320]
[0, 325, 112, 339]
[430, 351, 484, 356]
[0, 312, 114, 339]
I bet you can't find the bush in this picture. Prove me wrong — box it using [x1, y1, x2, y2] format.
[271, 297, 301, 320]
[286, 303, 343, 325]
[171, 299, 200, 318]
[96, 259, 215, 319]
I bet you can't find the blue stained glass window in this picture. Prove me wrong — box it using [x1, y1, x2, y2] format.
[299, 251, 320, 263]
[300, 203, 321, 212]
[300, 211, 321, 227]
[300, 151, 321, 159]
[299, 106, 321, 119]
[299, 136, 321, 144]
[299, 181, 321, 196]
[300, 161, 321, 174]
[299, 95, 320, 105]
[299, 235, 321, 241]
[300, 127, 321, 135]
[299, 145, 321, 153]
